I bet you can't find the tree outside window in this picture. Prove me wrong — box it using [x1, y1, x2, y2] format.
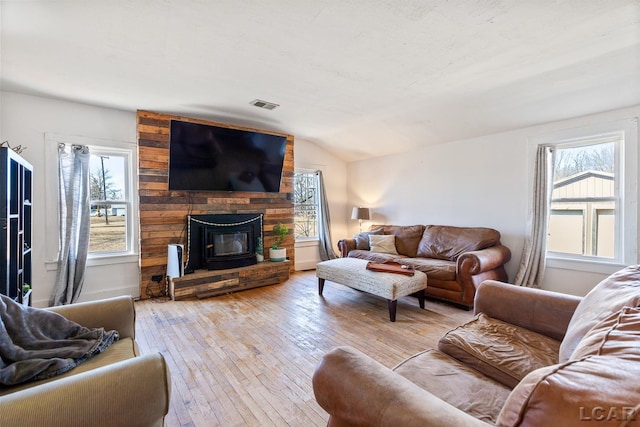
[294, 171, 318, 240]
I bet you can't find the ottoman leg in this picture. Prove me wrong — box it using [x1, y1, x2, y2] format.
[417, 289, 425, 309]
[318, 278, 325, 296]
[387, 300, 397, 322]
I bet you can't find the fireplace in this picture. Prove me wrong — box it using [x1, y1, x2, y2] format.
[185, 214, 262, 271]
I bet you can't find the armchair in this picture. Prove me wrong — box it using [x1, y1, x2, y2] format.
[0, 296, 171, 427]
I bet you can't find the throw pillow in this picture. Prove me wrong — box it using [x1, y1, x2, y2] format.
[354, 228, 383, 250]
[369, 234, 398, 255]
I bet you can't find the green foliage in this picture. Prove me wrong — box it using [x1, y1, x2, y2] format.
[271, 223, 289, 249]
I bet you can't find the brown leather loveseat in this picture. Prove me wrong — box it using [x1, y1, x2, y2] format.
[313, 265, 640, 426]
[338, 224, 511, 309]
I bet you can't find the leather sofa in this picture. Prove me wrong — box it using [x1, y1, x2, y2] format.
[0, 296, 171, 427]
[313, 265, 640, 426]
[338, 224, 511, 309]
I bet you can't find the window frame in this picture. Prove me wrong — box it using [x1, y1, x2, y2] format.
[45, 133, 138, 269]
[293, 169, 320, 242]
[529, 118, 638, 274]
[87, 145, 134, 256]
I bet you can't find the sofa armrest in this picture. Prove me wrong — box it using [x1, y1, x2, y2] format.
[313, 346, 491, 427]
[46, 295, 136, 339]
[457, 245, 511, 276]
[0, 353, 171, 427]
[474, 280, 581, 341]
[337, 238, 356, 257]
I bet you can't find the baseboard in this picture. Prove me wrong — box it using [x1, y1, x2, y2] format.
[295, 260, 319, 271]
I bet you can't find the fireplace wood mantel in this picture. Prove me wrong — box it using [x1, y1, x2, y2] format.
[170, 261, 290, 300]
[137, 110, 295, 300]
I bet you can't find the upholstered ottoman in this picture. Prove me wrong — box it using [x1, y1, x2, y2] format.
[316, 258, 427, 322]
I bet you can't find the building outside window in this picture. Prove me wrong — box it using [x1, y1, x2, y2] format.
[293, 171, 318, 240]
[88, 147, 132, 254]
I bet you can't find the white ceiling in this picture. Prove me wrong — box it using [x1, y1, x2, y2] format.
[2, 0, 639, 162]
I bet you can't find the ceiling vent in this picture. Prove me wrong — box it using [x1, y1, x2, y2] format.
[250, 99, 279, 110]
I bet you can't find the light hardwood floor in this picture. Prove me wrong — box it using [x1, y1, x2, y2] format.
[135, 270, 473, 427]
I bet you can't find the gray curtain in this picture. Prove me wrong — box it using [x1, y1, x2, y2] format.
[51, 144, 91, 306]
[316, 170, 337, 260]
[514, 145, 555, 287]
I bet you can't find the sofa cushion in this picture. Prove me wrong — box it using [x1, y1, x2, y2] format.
[438, 314, 560, 388]
[416, 225, 501, 261]
[496, 356, 640, 427]
[347, 250, 404, 264]
[559, 265, 640, 362]
[354, 228, 383, 250]
[370, 224, 425, 257]
[393, 349, 511, 424]
[571, 306, 640, 359]
[369, 234, 398, 255]
[398, 258, 457, 281]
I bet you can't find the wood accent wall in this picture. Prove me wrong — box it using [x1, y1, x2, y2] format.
[136, 110, 295, 299]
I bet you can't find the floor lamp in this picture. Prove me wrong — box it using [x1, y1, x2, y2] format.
[352, 207, 370, 232]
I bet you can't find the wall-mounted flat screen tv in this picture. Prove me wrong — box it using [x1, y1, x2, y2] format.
[168, 120, 287, 192]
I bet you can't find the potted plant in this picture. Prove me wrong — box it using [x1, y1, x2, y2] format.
[269, 222, 289, 262]
[255, 236, 264, 262]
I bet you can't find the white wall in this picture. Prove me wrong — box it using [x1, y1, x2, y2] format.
[348, 105, 640, 297]
[1, 91, 139, 307]
[294, 139, 348, 270]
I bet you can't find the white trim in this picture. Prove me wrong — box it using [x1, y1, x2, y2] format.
[295, 238, 320, 247]
[45, 254, 139, 271]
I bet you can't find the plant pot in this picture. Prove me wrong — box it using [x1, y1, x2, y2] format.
[256, 253, 264, 262]
[22, 289, 32, 306]
[269, 247, 286, 262]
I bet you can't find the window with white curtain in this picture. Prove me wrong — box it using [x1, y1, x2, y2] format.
[538, 118, 638, 272]
[45, 133, 138, 266]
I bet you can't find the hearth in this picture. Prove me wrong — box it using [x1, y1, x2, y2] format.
[185, 213, 263, 271]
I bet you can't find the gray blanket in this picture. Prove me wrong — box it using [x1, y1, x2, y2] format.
[0, 295, 119, 386]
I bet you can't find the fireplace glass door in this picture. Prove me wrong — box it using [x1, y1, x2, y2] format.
[209, 232, 249, 257]
[202, 225, 256, 270]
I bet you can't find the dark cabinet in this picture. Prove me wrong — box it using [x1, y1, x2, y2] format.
[1, 147, 33, 305]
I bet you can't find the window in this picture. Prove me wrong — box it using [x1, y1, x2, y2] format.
[548, 140, 617, 258]
[45, 133, 138, 267]
[539, 118, 638, 270]
[88, 149, 131, 254]
[293, 171, 318, 240]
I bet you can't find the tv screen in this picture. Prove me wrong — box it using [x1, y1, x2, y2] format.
[168, 120, 287, 192]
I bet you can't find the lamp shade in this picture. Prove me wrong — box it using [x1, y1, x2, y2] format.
[351, 207, 370, 221]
